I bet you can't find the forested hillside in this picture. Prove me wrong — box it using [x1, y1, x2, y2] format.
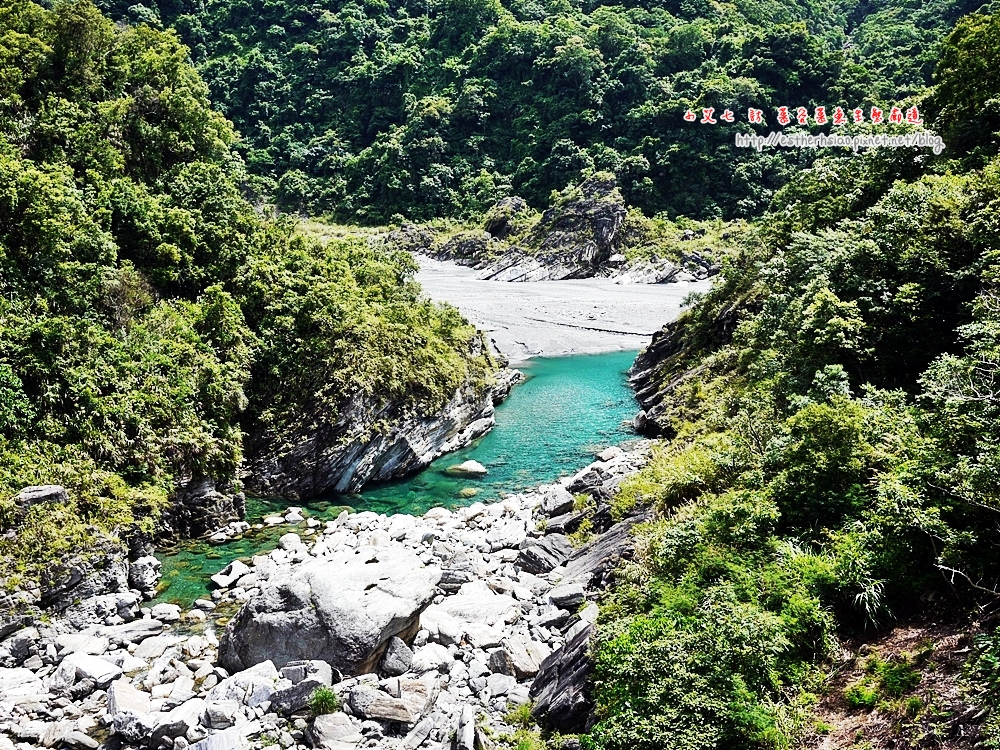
[588, 11, 1000, 749]
[99, 0, 983, 222]
[0, 0, 495, 592]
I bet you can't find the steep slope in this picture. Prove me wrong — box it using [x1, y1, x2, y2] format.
[0, 0, 507, 614]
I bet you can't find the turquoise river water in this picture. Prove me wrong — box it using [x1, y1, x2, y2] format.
[153, 350, 640, 606]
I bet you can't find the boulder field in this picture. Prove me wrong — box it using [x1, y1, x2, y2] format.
[0, 444, 649, 750]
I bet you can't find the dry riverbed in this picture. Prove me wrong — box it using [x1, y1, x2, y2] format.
[414, 257, 712, 362]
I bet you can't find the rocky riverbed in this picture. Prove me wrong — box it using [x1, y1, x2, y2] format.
[415, 258, 711, 362]
[0, 444, 650, 750]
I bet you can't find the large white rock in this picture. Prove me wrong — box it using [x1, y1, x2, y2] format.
[150, 603, 181, 623]
[502, 635, 551, 679]
[55, 632, 109, 655]
[219, 547, 441, 675]
[188, 726, 250, 750]
[445, 460, 488, 477]
[206, 661, 279, 707]
[134, 634, 184, 660]
[108, 678, 154, 742]
[128, 556, 162, 591]
[409, 644, 452, 673]
[437, 582, 520, 627]
[310, 713, 363, 750]
[0, 668, 43, 698]
[485, 519, 527, 550]
[0, 627, 38, 667]
[50, 653, 122, 690]
[419, 605, 463, 646]
[348, 685, 416, 723]
[210, 559, 251, 589]
[150, 698, 206, 744]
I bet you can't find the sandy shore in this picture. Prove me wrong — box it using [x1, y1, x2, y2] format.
[415, 256, 712, 362]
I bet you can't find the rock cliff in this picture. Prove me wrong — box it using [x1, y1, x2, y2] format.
[416, 174, 719, 283]
[629, 295, 744, 437]
[244, 366, 521, 500]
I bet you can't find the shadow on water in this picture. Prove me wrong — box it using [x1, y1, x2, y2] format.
[153, 350, 640, 606]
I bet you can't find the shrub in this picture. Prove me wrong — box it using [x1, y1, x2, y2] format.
[844, 681, 879, 710]
[309, 686, 341, 716]
[504, 702, 535, 729]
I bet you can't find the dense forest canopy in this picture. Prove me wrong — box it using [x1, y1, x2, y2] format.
[583, 9, 1000, 749]
[96, 0, 986, 222]
[0, 0, 493, 587]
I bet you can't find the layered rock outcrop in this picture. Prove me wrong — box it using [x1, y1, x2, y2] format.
[629, 297, 743, 437]
[415, 174, 719, 284]
[244, 366, 521, 500]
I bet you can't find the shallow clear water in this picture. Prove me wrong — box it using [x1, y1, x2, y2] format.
[153, 350, 639, 606]
[357, 349, 639, 513]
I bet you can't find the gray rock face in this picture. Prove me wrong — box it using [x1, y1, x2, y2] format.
[420, 177, 716, 286]
[629, 316, 730, 438]
[561, 515, 646, 590]
[63, 592, 140, 630]
[380, 637, 413, 677]
[474, 175, 627, 282]
[544, 511, 585, 535]
[280, 659, 333, 686]
[108, 679, 153, 742]
[161, 477, 245, 539]
[100, 618, 164, 647]
[38, 534, 130, 618]
[517, 535, 573, 574]
[502, 635, 551, 680]
[541, 487, 575, 517]
[219, 547, 441, 675]
[202, 700, 241, 729]
[207, 661, 279, 707]
[269, 677, 327, 715]
[14, 485, 69, 512]
[128, 556, 162, 591]
[150, 697, 206, 744]
[530, 622, 595, 733]
[455, 705, 476, 750]
[348, 685, 415, 723]
[0, 627, 38, 667]
[244, 359, 519, 500]
[548, 583, 586, 609]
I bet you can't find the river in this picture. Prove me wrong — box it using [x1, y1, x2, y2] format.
[153, 349, 642, 606]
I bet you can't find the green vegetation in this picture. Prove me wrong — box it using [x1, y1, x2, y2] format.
[97, 0, 978, 223]
[308, 686, 341, 716]
[584, 11, 1000, 749]
[844, 652, 923, 711]
[496, 703, 547, 749]
[5, 0, 1000, 745]
[0, 0, 494, 588]
[505, 702, 537, 729]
